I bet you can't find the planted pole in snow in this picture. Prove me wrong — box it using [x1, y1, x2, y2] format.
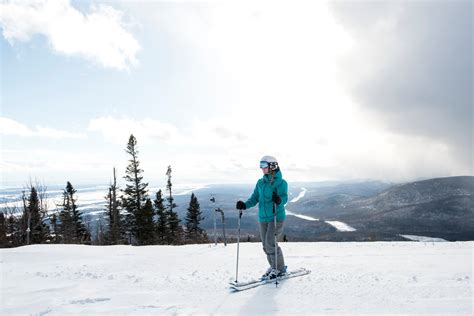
[210, 197, 217, 246]
[22, 191, 31, 245]
[273, 200, 279, 288]
[215, 208, 227, 246]
[235, 209, 243, 284]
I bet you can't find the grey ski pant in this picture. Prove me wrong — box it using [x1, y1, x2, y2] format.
[259, 221, 285, 271]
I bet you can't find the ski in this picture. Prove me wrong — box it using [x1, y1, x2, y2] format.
[229, 268, 311, 291]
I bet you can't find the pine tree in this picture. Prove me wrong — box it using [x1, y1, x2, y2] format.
[27, 187, 50, 244]
[59, 182, 89, 244]
[50, 213, 59, 243]
[59, 182, 75, 243]
[6, 208, 23, 247]
[20, 190, 29, 244]
[105, 167, 123, 244]
[154, 189, 168, 244]
[165, 165, 182, 245]
[135, 199, 155, 245]
[95, 216, 107, 245]
[0, 212, 7, 248]
[122, 134, 149, 245]
[184, 193, 208, 244]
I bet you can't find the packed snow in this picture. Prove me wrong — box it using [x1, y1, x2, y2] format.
[400, 235, 448, 242]
[325, 221, 357, 232]
[286, 211, 357, 232]
[286, 210, 319, 221]
[1, 242, 472, 315]
[173, 185, 208, 196]
[290, 188, 307, 203]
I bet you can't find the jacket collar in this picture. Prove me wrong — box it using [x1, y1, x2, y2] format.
[262, 169, 283, 184]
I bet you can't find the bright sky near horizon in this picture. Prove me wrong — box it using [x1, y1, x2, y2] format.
[0, 0, 472, 187]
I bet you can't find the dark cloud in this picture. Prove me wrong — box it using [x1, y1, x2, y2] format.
[330, 0, 472, 171]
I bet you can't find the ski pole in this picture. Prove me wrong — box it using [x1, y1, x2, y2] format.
[235, 209, 243, 283]
[210, 197, 217, 246]
[273, 200, 279, 287]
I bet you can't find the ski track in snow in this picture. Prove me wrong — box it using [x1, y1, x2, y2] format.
[325, 221, 357, 232]
[1, 242, 472, 315]
[290, 188, 307, 203]
[286, 210, 319, 221]
[288, 188, 357, 232]
[286, 211, 357, 232]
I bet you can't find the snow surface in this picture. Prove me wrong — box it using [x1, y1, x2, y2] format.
[287, 188, 357, 232]
[2, 242, 472, 315]
[290, 188, 307, 203]
[286, 211, 357, 232]
[286, 210, 319, 221]
[400, 235, 448, 242]
[325, 221, 357, 232]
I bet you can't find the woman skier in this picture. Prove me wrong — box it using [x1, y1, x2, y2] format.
[236, 155, 288, 279]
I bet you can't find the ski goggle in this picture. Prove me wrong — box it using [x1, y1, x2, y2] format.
[260, 161, 269, 169]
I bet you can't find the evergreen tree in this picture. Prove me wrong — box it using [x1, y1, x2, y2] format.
[0, 212, 7, 248]
[105, 167, 123, 244]
[184, 193, 208, 244]
[27, 187, 50, 244]
[165, 165, 182, 244]
[135, 199, 155, 245]
[50, 213, 59, 243]
[20, 190, 29, 244]
[122, 134, 149, 245]
[6, 208, 23, 247]
[95, 216, 107, 245]
[59, 182, 89, 244]
[59, 182, 76, 243]
[154, 189, 168, 244]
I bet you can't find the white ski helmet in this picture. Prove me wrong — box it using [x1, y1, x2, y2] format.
[260, 155, 279, 171]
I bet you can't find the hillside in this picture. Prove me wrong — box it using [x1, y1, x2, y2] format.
[336, 176, 474, 241]
[1, 243, 472, 315]
[287, 176, 474, 241]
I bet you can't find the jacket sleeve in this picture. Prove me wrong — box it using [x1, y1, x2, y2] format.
[278, 180, 289, 205]
[245, 182, 259, 209]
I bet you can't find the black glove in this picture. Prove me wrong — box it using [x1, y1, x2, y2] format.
[236, 200, 246, 210]
[272, 192, 282, 205]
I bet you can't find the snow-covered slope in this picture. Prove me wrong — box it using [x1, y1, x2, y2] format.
[1, 242, 472, 315]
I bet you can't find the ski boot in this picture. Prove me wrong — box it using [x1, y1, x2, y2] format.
[261, 267, 273, 280]
[267, 266, 288, 280]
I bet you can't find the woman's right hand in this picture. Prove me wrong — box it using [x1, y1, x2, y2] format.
[236, 200, 246, 210]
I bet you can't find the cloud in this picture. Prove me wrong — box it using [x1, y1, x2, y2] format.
[118, 1, 471, 182]
[0, 0, 140, 70]
[0, 117, 86, 139]
[87, 115, 254, 147]
[329, 1, 472, 170]
[87, 116, 180, 145]
[0, 148, 123, 186]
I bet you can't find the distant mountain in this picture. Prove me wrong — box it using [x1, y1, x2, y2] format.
[323, 176, 474, 241]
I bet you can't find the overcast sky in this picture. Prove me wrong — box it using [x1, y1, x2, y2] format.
[0, 0, 472, 187]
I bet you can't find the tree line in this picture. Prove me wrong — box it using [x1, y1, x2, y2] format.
[0, 134, 208, 248]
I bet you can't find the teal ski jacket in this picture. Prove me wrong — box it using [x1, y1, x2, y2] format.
[244, 169, 288, 222]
